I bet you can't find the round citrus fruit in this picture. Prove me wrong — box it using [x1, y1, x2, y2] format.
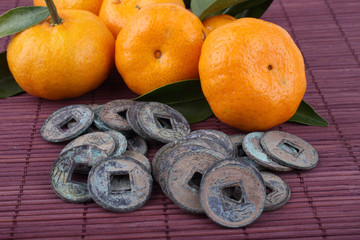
[7, 10, 115, 100]
[115, 3, 205, 95]
[199, 18, 306, 132]
[99, 0, 185, 37]
[34, 0, 103, 15]
[202, 14, 236, 35]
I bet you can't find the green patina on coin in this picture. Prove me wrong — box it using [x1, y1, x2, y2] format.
[200, 159, 266, 228]
[242, 132, 292, 172]
[260, 171, 291, 212]
[41, 105, 94, 142]
[88, 156, 152, 213]
[260, 131, 318, 170]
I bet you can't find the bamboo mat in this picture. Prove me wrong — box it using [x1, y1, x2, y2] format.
[1, 0, 360, 239]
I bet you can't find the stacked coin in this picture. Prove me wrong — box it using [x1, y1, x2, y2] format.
[42, 100, 319, 227]
[153, 129, 318, 228]
[42, 101, 154, 212]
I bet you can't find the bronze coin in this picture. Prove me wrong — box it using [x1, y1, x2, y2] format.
[106, 130, 127, 157]
[242, 132, 292, 172]
[121, 150, 151, 173]
[99, 99, 136, 132]
[260, 131, 319, 170]
[88, 156, 152, 212]
[126, 134, 148, 155]
[41, 105, 94, 142]
[50, 145, 108, 203]
[126, 102, 152, 140]
[184, 129, 236, 157]
[200, 159, 266, 228]
[166, 150, 224, 213]
[60, 132, 115, 156]
[260, 171, 291, 212]
[229, 134, 247, 157]
[137, 102, 191, 143]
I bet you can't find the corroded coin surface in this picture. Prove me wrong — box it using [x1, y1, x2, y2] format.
[184, 129, 236, 157]
[126, 134, 148, 155]
[126, 102, 150, 140]
[41, 105, 94, 142]
[106, 130, 127, 157]
[260, 171, 291, 212]
[229, 134, 247, 157]
[260, 131, 318, 170]
[200, 159, 266, 228]
[166, 150, 224, 213]
[99, 99, 136, 132]
[50, 145, 108, 203]
[137, 102, 191, 143]
[122, 150, 151, 172]
[242, 132, 292, 172]
[60, 132, 115, 156]
[88, 157, 152, 212]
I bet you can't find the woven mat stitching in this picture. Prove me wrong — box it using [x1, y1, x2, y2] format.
[10, 98, 43, 239]
[82, 203, 88, 239]
[279, 1, 328, 238]
[324, 0, 360, 66]
[161, 192, 170, 240]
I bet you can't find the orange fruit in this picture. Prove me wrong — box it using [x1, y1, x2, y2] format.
[34, 0, 103, 15]
[199, 18, 306, 132]
[115, 3, 205, 95]
[99, 0, 185, 37]
[7, 10, 115, 100]
[202, 14, 236, 35]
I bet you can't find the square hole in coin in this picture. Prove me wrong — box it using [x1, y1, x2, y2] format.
[117, 110, 127, 119]
[222, 185, 243, 202]
[68, 163, 90, 184]
[278, 140, 302, 157]
[59, 116, 78, 132]
[266, 186, 273, 195]
[188, 171, 203, 192]
[153, 114, 173, 130]
[110, 172, 132, 194]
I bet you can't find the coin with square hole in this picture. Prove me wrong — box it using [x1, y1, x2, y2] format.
[41, 105, 94, 142]
[184, 129, 236, 157]
[126, 102, 152, 140]
[242, 132, 292, 172]
[166, 149, 225, 213]
[157, 144, 212, 195]
[50, 145, 108, 203]
[121, 150, 151, 172]
[229, 134, 247, 157]
[260, 171, 291, 212]
[106, 130, 127, 156]
[137, 102, 191, 143]
[126, 134, 148, 155]
[99, 99, 136, 132]
[60, 132, 115, 156]
[151, 140, 180, 183]
[88, 156, 152, 212]
[200, 159, 266, 228]
[260, 131, 318, 170]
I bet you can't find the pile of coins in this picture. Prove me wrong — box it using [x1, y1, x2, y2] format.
[151, 129, 318, 228]
[42, 100, 192, 212]
[41, 99, 319, 228]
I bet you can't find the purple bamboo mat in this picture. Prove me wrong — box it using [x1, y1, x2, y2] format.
[1, 0, 360, 239]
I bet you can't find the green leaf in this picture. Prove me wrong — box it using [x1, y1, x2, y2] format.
[191, 0, 273, 21]
[0, 51, 23, 98]
[223, 0, 273, 19]
[134, 79, 213, 124]
[0, 6, 49, 38]
[289, 100, 329, 127]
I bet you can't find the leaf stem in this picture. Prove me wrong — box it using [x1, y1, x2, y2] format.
[45, 0, 63, 26]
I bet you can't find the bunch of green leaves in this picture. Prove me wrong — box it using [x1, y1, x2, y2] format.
[0, 1, 328, 127]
